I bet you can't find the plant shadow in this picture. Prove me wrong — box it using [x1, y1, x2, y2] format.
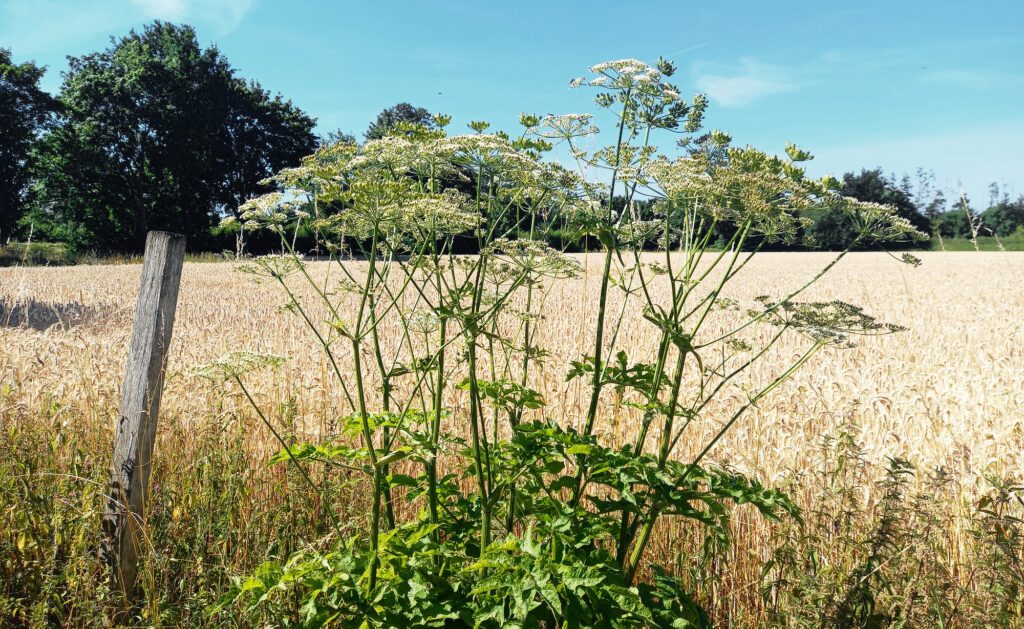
[0, 297, 123, 331]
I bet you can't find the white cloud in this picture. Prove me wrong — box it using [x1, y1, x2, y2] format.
[693, 58, 805, 107]
[690, 43, 1016, 108]
[0, 0, 254, 57]
[920, 69, 1024, 91]
[130, 0, 255, 33]
[1, 0, 134, 55]
[130, 0, 188, 19]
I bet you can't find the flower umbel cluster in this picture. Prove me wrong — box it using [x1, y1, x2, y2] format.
[754, 297, 907, 347]
[195, 351, 287, 382]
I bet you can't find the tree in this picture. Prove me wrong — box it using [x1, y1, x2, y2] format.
[30, 22, 317, 251]
[810, 168, 931, 250]
[212, 78, 320, 255]
[933, 194, 977, 239]
[0, 49, 59, 242]
[842, 169, 930, 233]
[365, 102, 434, 140]
[980, 196, 1024, 237]
[913, 168, 947, 220]
[320, 129, 356, 146]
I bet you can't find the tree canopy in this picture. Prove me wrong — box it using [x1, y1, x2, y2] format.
[933, 195, 1024, 239]
[3, 32, 1020, 256]
[29, 22, 317, 251]
[807, 168, 931, 250]
[365, 102, 434, 140]
[0, 48, 59, 242]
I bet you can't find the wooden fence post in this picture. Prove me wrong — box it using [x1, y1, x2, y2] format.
[99, 231, 186, 596]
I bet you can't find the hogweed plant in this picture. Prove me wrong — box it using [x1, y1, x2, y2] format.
[204, 57, 925, 627]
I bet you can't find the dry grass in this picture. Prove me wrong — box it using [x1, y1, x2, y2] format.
[2, 251, 1022, 625]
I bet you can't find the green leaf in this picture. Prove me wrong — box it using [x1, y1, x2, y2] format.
[375, 448, 409, 468]
[386, 473, 420, 488]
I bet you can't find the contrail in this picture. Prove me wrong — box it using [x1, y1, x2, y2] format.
[664, 41, 712, 58]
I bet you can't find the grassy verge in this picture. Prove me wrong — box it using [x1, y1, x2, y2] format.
[1, 393, 368, 626]
[0, 242, 73, 266]
[928, 235, 1024, 251]
[0, 244, 240, 267]
[4, 237, 1022, 267]
[3, 393, 1021, 627]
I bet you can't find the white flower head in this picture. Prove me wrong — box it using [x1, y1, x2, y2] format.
[536, 113, 599, 140]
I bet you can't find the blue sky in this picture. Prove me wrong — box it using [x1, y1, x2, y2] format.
[3, 0, 1022, 208]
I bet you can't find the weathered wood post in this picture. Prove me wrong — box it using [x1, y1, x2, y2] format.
[100, 231, 186, 596]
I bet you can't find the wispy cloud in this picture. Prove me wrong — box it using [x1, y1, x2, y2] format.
[1, 0, 254, 57]
[1, 0, 133, 55]
[919, 69, 1023, 91]
[131, 0, 188, 18]
[690, 39, 1019, 109]
[692, 58, 806, 107]
[131, 0, 254, 33]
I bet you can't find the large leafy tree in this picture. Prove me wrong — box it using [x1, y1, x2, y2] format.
[810, 168, 931, 250]
[934, 194, 1024, 239]
[365, 102, 434, 140]
[320, 129, 356, 146]
[980, 196, 1024, 237]
[0, 49, 59, 242]
[31, 22, 317, 251]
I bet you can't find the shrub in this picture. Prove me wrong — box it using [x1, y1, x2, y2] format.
[0, 241, 71, 266]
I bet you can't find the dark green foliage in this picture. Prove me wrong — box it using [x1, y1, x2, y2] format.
[0, 241, 70, 266]
[841, 170, 930, 234]
[365, 102, 435, 141]
[828, 457, 914, 627]
[807, 169, 930, 250]
[935, 196, 1024, 239]
[213, 418, 800, 627]
[322, 129, 357, 146]
[0, 48, 60, 242]
[28, 22, 317, 252]
[762, 426, 1024, 628]
[912, 168, 947, 220]
[972, 478, 1024, 625]
[979, 198, 1024, 237]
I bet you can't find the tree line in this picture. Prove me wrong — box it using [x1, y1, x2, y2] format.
[2, 22, 1022, 255]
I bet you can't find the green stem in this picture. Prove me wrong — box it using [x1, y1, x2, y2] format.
[352, 231, 382, 592]
[427, 314, 446, 548]
[624, 343, 822, 580]
[583, 244, 614, 438]
[467, 331, 491, 555]
[624, 508, 660, 583]
[569, 90, 636, 508]
[369, 291, 396, 531]
[352, 336, 380, 592]
[657, 350, 688, 465]
[234, 377, 342, 536]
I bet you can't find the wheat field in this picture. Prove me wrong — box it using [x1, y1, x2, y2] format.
[3, 252, 1021, 477]
[2, 251, 1022, 624]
